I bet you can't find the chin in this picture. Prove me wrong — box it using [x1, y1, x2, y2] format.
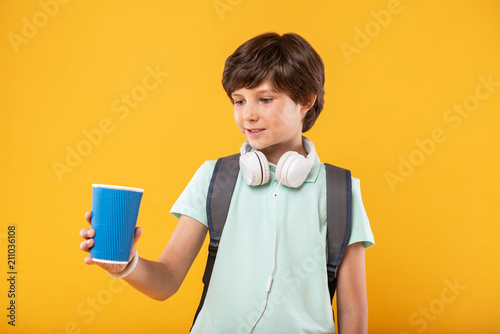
[245, 138, 267, 150]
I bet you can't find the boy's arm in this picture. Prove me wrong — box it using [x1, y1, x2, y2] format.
[123, 214, 207, 300]
[336, 242, 368, 334]
[81, 213, 207, 301]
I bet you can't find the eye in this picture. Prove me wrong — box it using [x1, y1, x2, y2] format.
[261, 98, 273, 104]
[234, 100, 245, 106]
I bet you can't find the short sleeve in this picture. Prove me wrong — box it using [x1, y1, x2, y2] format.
[348, 176, 375, 248]
[170, 161, 216, 227]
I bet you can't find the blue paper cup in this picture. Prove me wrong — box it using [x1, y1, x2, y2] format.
[90, 184, 144, 264]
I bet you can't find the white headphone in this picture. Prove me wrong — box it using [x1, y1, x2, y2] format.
[239, 137, 316, 188]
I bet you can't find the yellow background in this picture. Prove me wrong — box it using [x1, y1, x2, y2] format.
[1, 0, 499, 333]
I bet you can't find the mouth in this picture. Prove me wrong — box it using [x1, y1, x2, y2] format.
[245, 128, 265, 138]
[247, 129, 264, 133]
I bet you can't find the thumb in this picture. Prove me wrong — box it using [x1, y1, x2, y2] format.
[130, 226, 142, 255]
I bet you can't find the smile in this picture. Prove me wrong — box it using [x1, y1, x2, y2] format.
[246, 128, 265, 137]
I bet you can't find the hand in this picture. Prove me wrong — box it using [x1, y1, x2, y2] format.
[80, 211, 142, 274]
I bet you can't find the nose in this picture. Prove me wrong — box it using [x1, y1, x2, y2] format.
[242, 102, 259, 122]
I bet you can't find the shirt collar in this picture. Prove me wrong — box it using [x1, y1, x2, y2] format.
[304, 153, 322, 183]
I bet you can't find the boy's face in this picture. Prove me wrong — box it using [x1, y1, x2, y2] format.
[231, 80, 309, 157]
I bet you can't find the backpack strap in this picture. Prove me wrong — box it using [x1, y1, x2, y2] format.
[191, 154, 240, 329]
[325, 163, 352, 302]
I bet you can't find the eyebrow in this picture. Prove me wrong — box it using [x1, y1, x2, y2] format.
[231, 89, 277, 98]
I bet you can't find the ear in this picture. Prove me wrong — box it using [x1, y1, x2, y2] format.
[300, 93, 317, 115]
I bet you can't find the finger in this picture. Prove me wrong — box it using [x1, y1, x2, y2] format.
[129, 226, 142, 257]
[85, 211, 92, 225]
[80, 238, 94, 252]
[79, 228, 95, 239]
[84, 256, 98, 265]
[135, 226, 142, 240]
[131, 226, 142, 247]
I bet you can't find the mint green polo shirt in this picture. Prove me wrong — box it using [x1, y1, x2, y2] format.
[171, 152, 374, 334]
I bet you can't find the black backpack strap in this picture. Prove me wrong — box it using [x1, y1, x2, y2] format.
[191, 154, 240, 329]
[325, 164, 352, 302]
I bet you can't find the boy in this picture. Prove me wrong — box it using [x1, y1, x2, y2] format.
[80, 32, 374, 333]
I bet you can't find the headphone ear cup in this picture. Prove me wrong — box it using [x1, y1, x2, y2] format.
[276, 152, 310, 188]
[239, 151, 270, 186]
[276, 152, 300, 186]
[254, 151, 270, 185]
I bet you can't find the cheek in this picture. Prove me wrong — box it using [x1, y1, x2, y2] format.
[233, 109, 240, 124]
[281, 108, 302, 129]
[234, 110, 245, 130]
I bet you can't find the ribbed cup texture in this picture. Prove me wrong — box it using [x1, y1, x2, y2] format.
[90, 187, 143, 263]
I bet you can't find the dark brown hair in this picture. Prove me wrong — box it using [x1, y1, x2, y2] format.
[222, 32, 325, 132]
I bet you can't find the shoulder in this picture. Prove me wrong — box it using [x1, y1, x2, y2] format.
[179, 160, 218, 194]
[351, 175, 361, 187]
[348, 175, 375, 248]
[170, 160, 218, 224]
[189, 160, 217, 180]
[197, 160, 217, 174]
